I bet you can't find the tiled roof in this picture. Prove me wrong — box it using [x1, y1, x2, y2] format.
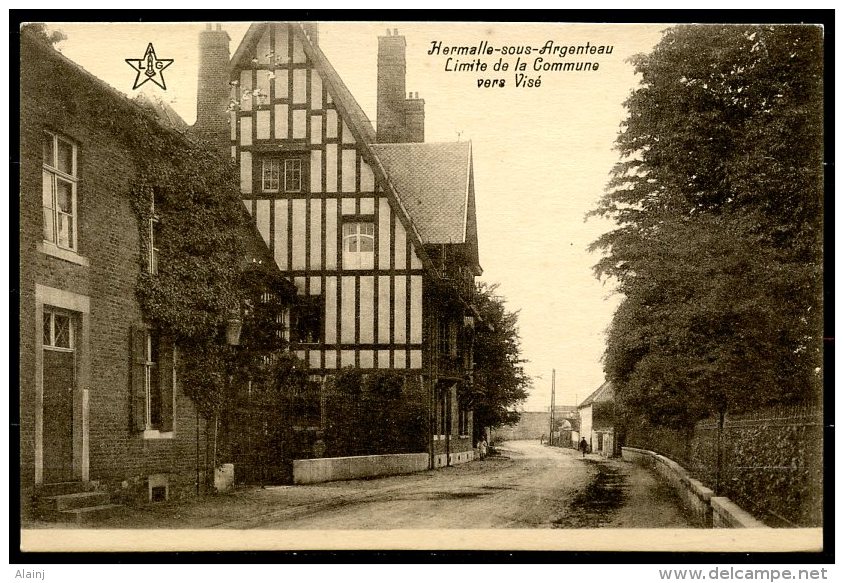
[578, 381, 614, 409]
[370, 142, 471, 245]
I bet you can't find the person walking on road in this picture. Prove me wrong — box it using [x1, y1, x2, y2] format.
[579, 437, 589, 457]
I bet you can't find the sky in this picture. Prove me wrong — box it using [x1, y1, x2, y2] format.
[47, 21, 667, 411]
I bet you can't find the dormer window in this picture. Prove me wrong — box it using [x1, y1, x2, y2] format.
[342, 221, 374, 269]
[262, 157, 302, 193]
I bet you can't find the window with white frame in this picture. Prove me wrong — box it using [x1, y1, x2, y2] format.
[144, 329, 162, 430]
[131, 326, 174, 435]
[262, 158, 302, 193]
[42, 132, 78, 250]
[342, 221, 375, 269]
[43, 309, 74, 350]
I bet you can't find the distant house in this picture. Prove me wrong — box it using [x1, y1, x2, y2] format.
[491, 405, 580, 444]
[577, 381, 616, 457]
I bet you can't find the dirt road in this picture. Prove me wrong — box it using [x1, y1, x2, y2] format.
[28, 440, 694, 529]
[254, 440, 694, 529]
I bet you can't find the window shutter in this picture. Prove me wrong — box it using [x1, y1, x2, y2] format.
[130, 326, 147, 432]
[159, 336, 175, 432]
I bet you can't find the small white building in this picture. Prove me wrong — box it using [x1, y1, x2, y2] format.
[577, 381, 616, 457]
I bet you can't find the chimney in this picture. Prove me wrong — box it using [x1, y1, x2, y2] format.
[195, 23, 231, 153]
[404, 91, 425, 143]
[376, 29, 407, 143]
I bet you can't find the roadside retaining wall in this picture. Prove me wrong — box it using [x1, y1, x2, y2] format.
[293, 453, 430, 485]
[433, 449, 475, 468]
[622, 447, 768, 528]
[711, 496, 769, 528]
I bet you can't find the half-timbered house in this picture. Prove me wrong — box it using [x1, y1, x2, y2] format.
[195, 23, 482, 468]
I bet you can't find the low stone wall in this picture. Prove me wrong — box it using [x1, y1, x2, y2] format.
[433, 449, 475, 468]
[711, 496, 769, 528]
[622, 447, 767, 528]
[293, 452, 430, 485]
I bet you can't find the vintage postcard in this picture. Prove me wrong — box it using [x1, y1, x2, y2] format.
[16, 18, 827, 555]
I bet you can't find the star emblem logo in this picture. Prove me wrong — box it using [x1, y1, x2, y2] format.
[126, 43, 173, 90]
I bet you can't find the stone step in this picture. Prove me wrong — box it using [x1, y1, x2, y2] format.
[35, 481, 85, 498]
[49, 491, 111, 511]
[57, 504, 123, 525]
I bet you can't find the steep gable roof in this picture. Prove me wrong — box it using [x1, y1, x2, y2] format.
[578, 381, 615, 409]
[231, 23, 376, 144]
[229, 23, 483, 278]
[370, 141, 472, 245]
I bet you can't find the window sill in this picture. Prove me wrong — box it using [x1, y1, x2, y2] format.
[38, 242, 89, 267]
[143, 429, 174, 440]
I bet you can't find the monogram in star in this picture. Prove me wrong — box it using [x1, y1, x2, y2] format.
[126, 43, 173, 90]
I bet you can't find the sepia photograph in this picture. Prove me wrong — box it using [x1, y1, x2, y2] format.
[14, 15, 829, 556]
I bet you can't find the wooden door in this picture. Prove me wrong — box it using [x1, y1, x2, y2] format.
[42, 343, 75, 483]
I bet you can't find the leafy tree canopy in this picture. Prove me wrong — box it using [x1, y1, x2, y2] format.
[467, 283, 530, 434]
[590, 25, 824, 428]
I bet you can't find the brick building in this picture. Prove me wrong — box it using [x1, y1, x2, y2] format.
[18, 30, 277, 515]
[195, 23, 483, 468]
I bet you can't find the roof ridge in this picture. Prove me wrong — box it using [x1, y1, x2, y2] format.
[21, 32, 196, 143]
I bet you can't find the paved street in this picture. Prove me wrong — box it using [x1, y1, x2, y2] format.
[29, 441, 694, 529]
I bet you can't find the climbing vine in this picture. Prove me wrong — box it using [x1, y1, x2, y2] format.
[44, 34, 252, 416]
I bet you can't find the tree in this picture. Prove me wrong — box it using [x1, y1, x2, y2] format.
[21, 23, 66, 47]
[468, 283, 530, 437]
[590, 25, 824, 428]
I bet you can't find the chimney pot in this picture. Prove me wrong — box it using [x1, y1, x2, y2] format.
[393, 28, 399, 36]
[206, 23, 212, 30]
[216, 23, 221, 31]
[386, 29, 391, 36]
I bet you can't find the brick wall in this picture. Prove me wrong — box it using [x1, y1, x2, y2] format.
[20, 36, 209, 504]
[195, 26, 231, 155]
